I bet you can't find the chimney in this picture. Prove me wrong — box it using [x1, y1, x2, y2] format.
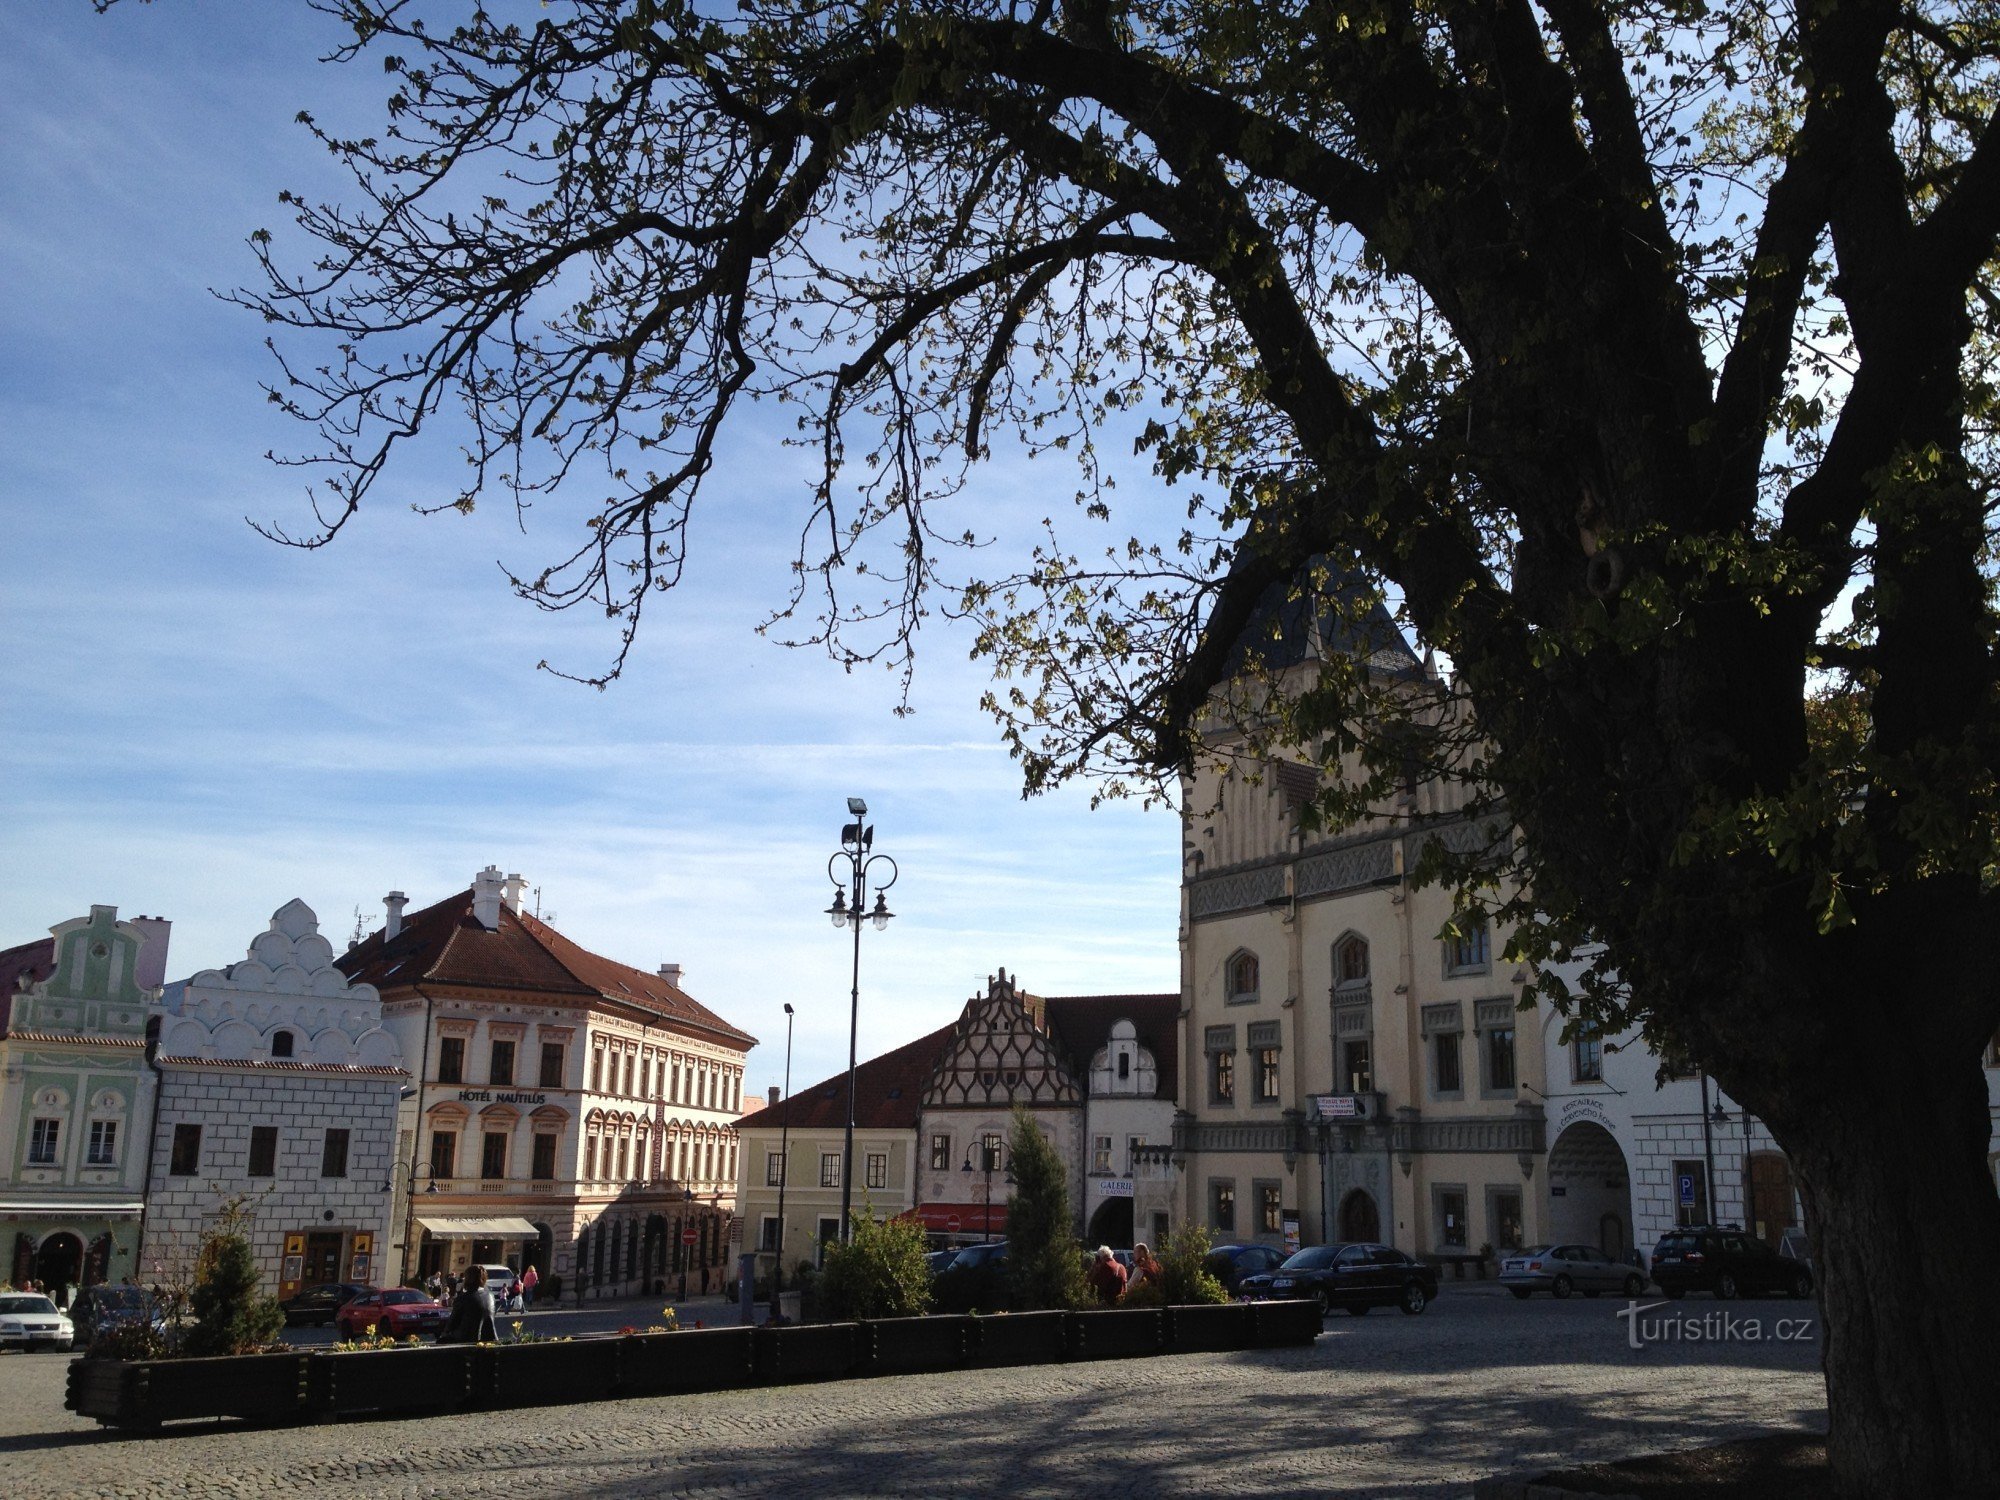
[503, 872, 526, 915]
[471, 866, 505, 931]
[767, 1085, 780, 1108]
[659, 962, 684, 990]
[128, 916, 172, 992]
[384, 891, 408, 941]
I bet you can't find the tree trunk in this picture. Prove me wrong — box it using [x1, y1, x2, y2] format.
[1785, 1052, 2000, 1500]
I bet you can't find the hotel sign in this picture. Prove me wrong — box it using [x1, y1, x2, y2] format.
[455, 1090, 548, 1105]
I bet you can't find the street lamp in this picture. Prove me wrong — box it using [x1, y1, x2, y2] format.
[826, 797, 897, 1242]
[960, 1140, 1012, 1244]
[771, 1002, 794, 1323]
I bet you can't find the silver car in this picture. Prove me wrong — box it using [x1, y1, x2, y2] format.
[1500, 1244, 1645, 1299]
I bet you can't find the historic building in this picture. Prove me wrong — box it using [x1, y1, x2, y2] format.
[339, 867, 754, 1299]
[1038, 992, 1179, 1251]
[143, 899, 406, 1305]
[0, 906, 170, 1294]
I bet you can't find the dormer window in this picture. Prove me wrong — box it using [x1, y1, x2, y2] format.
[271, 1030, 295, 1059]
[1225, 951, 1260, 1005]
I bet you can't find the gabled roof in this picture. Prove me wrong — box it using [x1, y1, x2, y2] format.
[734, 1022, 957, 1133]
[1041, 992, 1182, 1101]
[338, 888, 755, 1048]
[0, 937, 56, 1038]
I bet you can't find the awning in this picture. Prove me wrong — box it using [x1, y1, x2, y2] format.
[414, 1216, 541, 1239]
[0, 1201, 144, 1216]
[910, 1202, 1007, 1234]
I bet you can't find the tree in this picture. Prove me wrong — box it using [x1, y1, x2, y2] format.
[1003, 1109, 1088, 1312]
[182, 1198, 285, 1358]
[130, 3, 2000, 1492]
[816, 1204, 935, 1320]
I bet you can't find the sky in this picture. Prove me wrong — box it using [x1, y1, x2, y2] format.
[0, 3, 1184, 1098]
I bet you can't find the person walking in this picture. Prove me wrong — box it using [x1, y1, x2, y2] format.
[1086, 1246, 1127, 1306]
[1130, 1242, 1164, 1289]
[436, 1265, 497, 1344]
[519, 1263, 538, 1310]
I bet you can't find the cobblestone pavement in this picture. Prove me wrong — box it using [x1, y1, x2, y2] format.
[0, 1293, 1826, 1499]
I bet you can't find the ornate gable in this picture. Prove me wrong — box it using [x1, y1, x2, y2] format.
[922, 969, 1081, 1108]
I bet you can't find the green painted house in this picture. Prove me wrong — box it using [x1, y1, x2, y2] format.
[0, 905, 168, 1294]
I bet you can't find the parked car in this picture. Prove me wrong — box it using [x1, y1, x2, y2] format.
[1204, 1243, 1288, 1295]
[945, 1241, 1008, 1273]
[281, 1281, 368, 1327]
[0, 1293, 74, 1352]
[926, 1249, 960, 1276]
[70, 1283, 161, 1347]
[334, 1287, 448, 1339]
[1499, 1245, 1646, 1300]
[471, 1263, 519, 1297]
[1238, 1242, 1438, 1316]
[1650, 1227, 1814, 1300]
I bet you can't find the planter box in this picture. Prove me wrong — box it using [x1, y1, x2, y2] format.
[307, 1345, 476, 1418]
[755, 1321, 858, 1382]
[1069, 1307, 1164, 1360]
[67, 1352, 307, 1427]
[968, 1310, 1070, 1368]
[861, 1314, 974, 1375]
[478, 1336, 623, 1408]
[620, 1327, 757, 1397]
[1250, 1298, 1324, 1347]
[1165, 1302, 1256, 1353]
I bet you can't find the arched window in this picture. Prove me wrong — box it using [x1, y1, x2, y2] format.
[1226, 951, 1260, 1003]
[270, 1030, 294, 1059]
[1335, 936, 1370, 986]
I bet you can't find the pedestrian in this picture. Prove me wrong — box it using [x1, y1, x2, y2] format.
[519, 1263, 538, 1310]
[1086, 1246, 1127, 1306]
[436, 1265, 497, 1344]
[1130, 1242, 1163, 1288]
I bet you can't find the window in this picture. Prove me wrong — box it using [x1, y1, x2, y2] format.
[1435, 1186, 1469, 1249]
[616, 1137, 630, 1180]
[480, 1131, 507, 1180]
[866, 1153, 888, 1190]
[437, 1036, 466, 1085]
[1342, 1037, 1374, 1094]
[1572, 1029, 1603, 1083]
[980, 1133, 1003, 1170]
[930, 1134, 950, 1171]
[759, 1215, 781, 1251]
[1255, 1047, 1281, 1102]
[820, 1152, 841, 1188]
[1226, 950, 1260, 1004]
[248, 1125, 278, 1178]
[1092, 1135, 1113, 1174]
[27, 1118, 59, 1165]
[1433, 1030, 1463, 1094]
[490, 1039, 516, 1086]
[531, 1132, 557, 1180]
[1445, 918, 1492, 976]
[670, 1062, 682, 1102]
[1486, 1025, 1517, 1092]
[1212, 1050, 1235, 1102]
[640, 1057, 651, 1098]
[1117, 1052, 1131, 1080]
[1258, 1181, 1283, 1235]
[624, 1054, 635, 1096]
[1128, 1136, 1145, 1169]
[584, 1136, 598, 1180]
[86, 1120, 118, 1166]
[591, 1050, 605, 1092]
[322, 1128, 350, 1178]
[1335, 935, 1369, 985]
[816, 1217, 841, 1265]
[270, 1030, 294, 1059]
[1489, 1188, 1524, 1251]
[767, 1150, 786, 1187]
[540, 1041, 565, 1088]
[169, 1123, 200, 1176]
[430, 1130, 457, 1179]
[1210, 1179, 1237, 1234]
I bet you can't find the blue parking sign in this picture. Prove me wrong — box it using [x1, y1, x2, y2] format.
[1677, 1173, 1696, 1208]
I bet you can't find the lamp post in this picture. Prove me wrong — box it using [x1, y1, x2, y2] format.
[771, 1002, 795, 1323]
[678, 1186, 693, 1302]
[826, 797, 897, 1242]
[960, 1141, 1011, 1244]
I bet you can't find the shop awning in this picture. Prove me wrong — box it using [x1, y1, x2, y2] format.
[0, 1200, 144, 1216]
[910, 1202, 1007, 1234]
[414, 1216, 541, 1239]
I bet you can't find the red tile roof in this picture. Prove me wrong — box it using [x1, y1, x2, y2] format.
[0, 937, 55, 1038]
[1041, 993, 1182, 1101]
[733, 1022, 958, 1132]
[338, 889, 756, 1048]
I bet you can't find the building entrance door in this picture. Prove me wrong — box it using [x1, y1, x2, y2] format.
[302, 1232, 344, 1288]
[1747, 1153, 1796, 1248]
[1338, 1189, 1380, 1242]
[35, 1232, 84, 1296]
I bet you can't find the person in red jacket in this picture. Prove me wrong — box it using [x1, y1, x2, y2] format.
[1087, 1246, 1128, 1306]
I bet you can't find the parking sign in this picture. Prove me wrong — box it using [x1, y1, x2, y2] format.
[1677, 1173, 1696, 1208]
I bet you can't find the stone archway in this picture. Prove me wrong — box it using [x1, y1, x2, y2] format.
[1547, 1121, 1632, 1255]
[35, 1231, 83, 1296]
[1338, 1189, 1380, 1242]
[1086, 1197, 1134, 1249]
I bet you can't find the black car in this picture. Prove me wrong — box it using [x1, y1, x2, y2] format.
[1238, 1241, 1438, 1316]
[70, 1284, 158, 1346]
[1650, 1228, 1813, 1300]
[1204, 1243, 1288, 1295]
[281, 1281, 369, 1326]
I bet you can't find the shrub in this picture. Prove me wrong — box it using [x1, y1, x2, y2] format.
[1118, 1274, 1165, 1307]
[816, 1206, 934, 1321]
[1154, 1224, 1229, 1306]
[181, 1198, 285, 1357]
[1003, 1109, 1089, 1312]
[86, 1319, 172, 1361]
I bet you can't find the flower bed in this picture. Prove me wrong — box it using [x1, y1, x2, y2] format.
[65, 1300, 1319, 1429]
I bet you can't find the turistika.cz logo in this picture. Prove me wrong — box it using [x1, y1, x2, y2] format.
[1617, 1301, 1817, 1349]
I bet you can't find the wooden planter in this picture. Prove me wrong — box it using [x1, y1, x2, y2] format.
[967, 1310, 1071, 1368]
[860, 1314, 975, 1375]
[1069, 1307, 1165, 1359]
[306, 1345, 477, 1418]
[755, 1321, 859, 1382]
[478, 1336, 623, 1408]
[1165, 1301, 1256, 1353]
[620, 1327, 757, 1397]
[1250, 1298, 1324, 1346]
[67, 1352, 307, 1428]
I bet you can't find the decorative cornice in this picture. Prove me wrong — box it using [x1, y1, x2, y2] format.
[1, 1031, 147, 1049]
[156, 1056, 408, 1077]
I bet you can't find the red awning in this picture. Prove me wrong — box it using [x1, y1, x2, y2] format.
[911, 1202, 1007, 1234]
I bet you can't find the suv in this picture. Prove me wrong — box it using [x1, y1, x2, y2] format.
[1650, 1227, 1813, 1300]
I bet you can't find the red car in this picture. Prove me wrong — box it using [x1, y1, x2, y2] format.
[334, 1288, 447, 1339]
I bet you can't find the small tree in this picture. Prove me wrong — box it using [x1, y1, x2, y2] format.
[1003, 1109, 1088, 1313]
[815, 1205, 934, 1321]
[1153, 1225, 1228, 1307]
[181, 1198, 284, 1357]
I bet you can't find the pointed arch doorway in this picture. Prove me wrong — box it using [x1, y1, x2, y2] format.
[1338, 1189, 1380, 1242]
